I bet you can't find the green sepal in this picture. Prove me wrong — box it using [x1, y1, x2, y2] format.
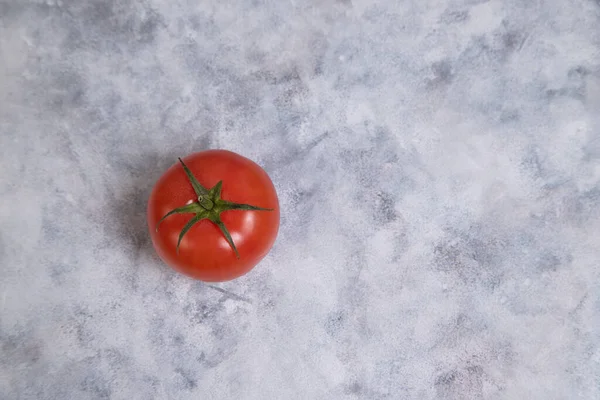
[220, 200, 273, 211]
[155, 202, 204, 231]
[176, 213, 207, 254]
[178, 158, 214, 210]
[209, 180, 223, 198]
[212, 217, 240, 259]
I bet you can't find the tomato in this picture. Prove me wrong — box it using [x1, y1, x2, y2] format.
[147, 150, 280, 282]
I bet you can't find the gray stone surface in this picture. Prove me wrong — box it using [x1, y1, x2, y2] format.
[1, 1, 600, 399]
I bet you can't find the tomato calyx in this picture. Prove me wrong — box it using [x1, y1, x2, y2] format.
[155, 158, 273, 258]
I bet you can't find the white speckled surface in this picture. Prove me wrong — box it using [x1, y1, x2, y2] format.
[1, 1, 600, 399]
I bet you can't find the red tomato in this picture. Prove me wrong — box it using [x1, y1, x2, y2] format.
[147, 150, 280, 282]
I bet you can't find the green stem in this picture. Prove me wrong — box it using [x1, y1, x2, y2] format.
[197, 195, 214, 210]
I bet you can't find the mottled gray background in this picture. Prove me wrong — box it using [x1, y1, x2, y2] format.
[1, 0, 599, 399]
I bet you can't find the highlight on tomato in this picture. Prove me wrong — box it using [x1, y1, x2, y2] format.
[147, 150, 280, 282]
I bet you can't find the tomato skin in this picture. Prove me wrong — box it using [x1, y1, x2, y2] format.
[147, 150, 280, 282]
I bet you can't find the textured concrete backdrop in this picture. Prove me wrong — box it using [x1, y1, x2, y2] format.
[1, 0, 599, 399]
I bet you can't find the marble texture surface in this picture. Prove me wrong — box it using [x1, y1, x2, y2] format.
[1, 0, 600, 399]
